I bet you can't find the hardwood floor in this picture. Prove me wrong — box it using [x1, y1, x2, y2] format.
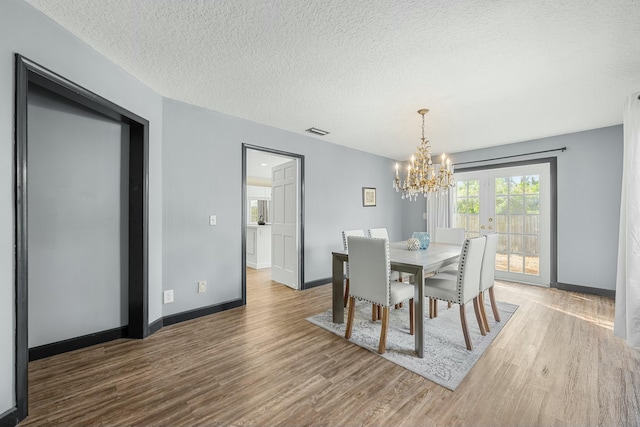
[20, 268, 640, 426]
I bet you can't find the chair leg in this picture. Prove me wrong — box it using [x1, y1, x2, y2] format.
[409, 299, 415, 335]
[372, 304, 378, 321]
[433, 299, 438, 317]
[378, 306, 389, 354]
[345, 296, 356, 339]
[473, 296, 487, 336]
[429, 298, 433, 319]
[459, 304, 473, 351]
[343, 278, 350, 308]
[378, 305, 382, 320]
[448, 302, 452, 309]
[479, 292, 490, 333]
[488, 286, 501, 322]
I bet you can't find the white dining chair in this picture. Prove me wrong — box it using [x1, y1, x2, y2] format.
[423, 236, 487, 350]
[435, 227, 466, 245]
[431, 227, 467, 312]
[342, 229, 366, 307]
[345, 236, 415, 354]
[434, 227, 466, 272]
[438, 233, 499, 329]
[478, 233, 500, 332]
[368, 228, 412, 286]
[367, 227, 388, 239]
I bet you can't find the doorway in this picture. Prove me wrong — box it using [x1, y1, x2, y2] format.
[14, 55, 149, 422]
[454, 161, 553, 286]
[242, 145, 304, 299]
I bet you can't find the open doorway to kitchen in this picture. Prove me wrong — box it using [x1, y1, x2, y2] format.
[242, 145, 305, 302]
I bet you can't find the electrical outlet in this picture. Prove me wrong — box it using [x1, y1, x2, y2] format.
[423, 212, 428, 220]
[198, 281, 207, 293]
[209, 215, 217, 226]
[163, 289, 174, 304]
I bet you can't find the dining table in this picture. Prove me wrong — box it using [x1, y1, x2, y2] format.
[331, 241, 461, 358]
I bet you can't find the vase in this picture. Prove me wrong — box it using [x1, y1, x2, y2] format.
[411, 232, 430, 250]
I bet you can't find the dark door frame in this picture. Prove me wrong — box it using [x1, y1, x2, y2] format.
[14, 54, 149, 422]
[241, 144, 305, 302]
[455, 157, 558, 287]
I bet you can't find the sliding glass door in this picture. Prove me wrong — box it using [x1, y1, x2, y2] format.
[455, 163, 551, 286]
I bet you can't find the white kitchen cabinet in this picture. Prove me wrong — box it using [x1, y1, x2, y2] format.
[247, 185, 271, 198]
[246, 225, 271, 269]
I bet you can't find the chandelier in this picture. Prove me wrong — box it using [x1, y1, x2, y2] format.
[393, 108, 455, 201]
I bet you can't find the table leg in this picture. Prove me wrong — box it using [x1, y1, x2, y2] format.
[414, 268, 424, 358]
[332, 254, 344, 323]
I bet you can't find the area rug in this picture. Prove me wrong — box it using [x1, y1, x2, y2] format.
[306, 299, 518, 390]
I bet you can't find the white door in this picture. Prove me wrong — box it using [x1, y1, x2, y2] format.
[455, 163, 551, 286]
[271, 159, 299, 289]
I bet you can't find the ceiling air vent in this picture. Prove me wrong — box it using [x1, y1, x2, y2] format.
[305, 127, 330, 136]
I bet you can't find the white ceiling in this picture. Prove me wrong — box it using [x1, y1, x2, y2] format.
[246, 149, 292, 180]
[23, 0, 640, 160]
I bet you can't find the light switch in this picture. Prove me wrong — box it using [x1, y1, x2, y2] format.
[423, 213, 428, 220]
[209, 215, 217, 226]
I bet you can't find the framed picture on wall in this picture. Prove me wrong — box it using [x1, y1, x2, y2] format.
[362, 187, 376, 207]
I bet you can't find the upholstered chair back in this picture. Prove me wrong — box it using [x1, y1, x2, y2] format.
[342, 229, 366, 279]
[368, 228, 389, 239]
[347, 236, 391, 307]
[435, 227, 466, 245]
[456, 236, 486, 303]
[480, 233, 498, 292]
[342, 229, 366, 250]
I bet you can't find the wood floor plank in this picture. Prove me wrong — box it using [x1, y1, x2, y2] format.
[18, 269, 640, 427]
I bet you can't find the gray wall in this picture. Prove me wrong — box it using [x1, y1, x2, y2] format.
[1, 0, 164, 412]
[449, 125, 623, 290]
[162, 98, 404, 315]
[402, 203, 428, 239]
[27, 86, 128, 347]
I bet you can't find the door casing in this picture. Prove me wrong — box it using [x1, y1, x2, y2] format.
[14, 54, 149, 422]
[456, 163, 551, 286]
[455, 157, 558, 287]
[241, 144, 305, 301]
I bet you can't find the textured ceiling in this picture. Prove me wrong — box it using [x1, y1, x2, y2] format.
[23, 0, 640, 160]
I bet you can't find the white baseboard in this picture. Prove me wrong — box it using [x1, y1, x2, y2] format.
[247, 261, 271, 269]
